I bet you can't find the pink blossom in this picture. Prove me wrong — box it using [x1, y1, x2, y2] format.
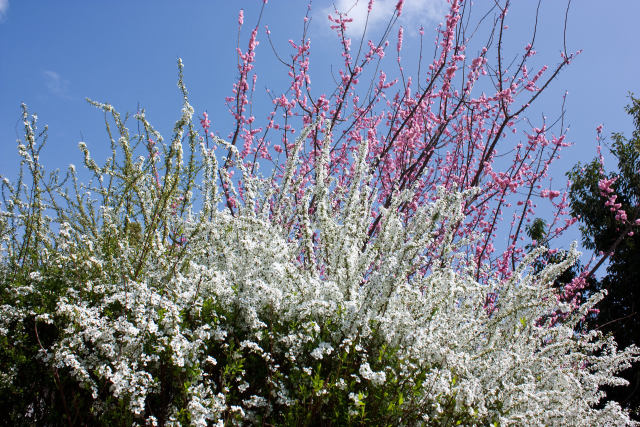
[395, 0, 404, 16]
[540, 189, 561, 200]
[200, 112, 211, 131]
[598, 176, 617, 195]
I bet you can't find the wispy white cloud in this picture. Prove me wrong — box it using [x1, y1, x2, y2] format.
[320, 0, 447, 37]
[0, 0, 9, 22]
[43, 70, 71, 98]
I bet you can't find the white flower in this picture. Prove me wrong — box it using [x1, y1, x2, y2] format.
[359, 362, 386, 386]
[310, 342, 333, 360]
[28, 271, 42, 281]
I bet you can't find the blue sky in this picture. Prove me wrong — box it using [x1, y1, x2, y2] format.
[1, 0, 639, 249]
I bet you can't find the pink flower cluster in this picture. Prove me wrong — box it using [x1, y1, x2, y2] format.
[599, 176, 629, 221]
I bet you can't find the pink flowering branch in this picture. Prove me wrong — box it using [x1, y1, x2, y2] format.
[203, 0, 580, 286]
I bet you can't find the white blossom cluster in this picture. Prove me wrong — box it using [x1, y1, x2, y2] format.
[1, 102, 638, 425]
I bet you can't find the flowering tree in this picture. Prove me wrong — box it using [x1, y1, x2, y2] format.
[1, 0, 638, 425]
[217, 0, 578, 289]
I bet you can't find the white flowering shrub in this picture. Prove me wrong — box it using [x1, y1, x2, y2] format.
[1, 67, 638, 425]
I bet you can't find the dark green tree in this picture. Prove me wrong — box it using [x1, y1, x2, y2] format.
[568, 95, 640, 416]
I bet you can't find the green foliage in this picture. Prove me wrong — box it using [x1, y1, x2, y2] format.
[568, 94, 640, 417]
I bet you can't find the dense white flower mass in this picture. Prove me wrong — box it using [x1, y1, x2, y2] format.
[1, 98, 638, 425]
